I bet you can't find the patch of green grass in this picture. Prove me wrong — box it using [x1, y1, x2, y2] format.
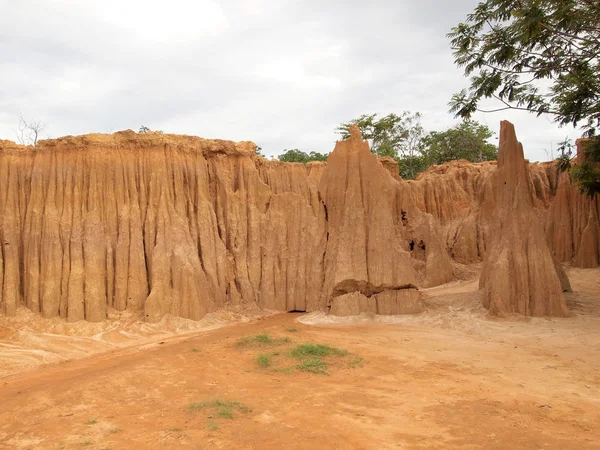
[236, 334, 290, 348]
[289, 343, 348, 358]
[208, 420, 219, 431]
[238, 337, 358, 376]
[187, 399, 252, 420]
[191, 347, 199, 353]
[286, 327, 298, 332]
[256, 353, 273, 368]
[217, 407, 234, 419]
[296, 357, 329, 375]
[348, 356, 364, 368]
[85, 418, 97, 425]
[236, 333, 272, 346]
[188, 401, 209, 412]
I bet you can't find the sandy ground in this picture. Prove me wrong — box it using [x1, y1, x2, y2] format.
[0, 304, 271, 378]
[0, 266, 599, 449]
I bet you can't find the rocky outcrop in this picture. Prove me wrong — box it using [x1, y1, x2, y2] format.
[407, 143, 598, 270]
[478, 121, 568, 317]
[320, 127, 424, 316]
[0, 132, 327, 321]
[0, 127, 456, 322]
[0, 122, 595, 322]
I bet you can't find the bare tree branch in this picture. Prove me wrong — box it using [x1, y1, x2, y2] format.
[16, 114, 46, 146]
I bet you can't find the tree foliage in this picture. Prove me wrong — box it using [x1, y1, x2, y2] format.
[422, 121, 498, 166]
[336, 112, 427, 179]
[336, 113, 405, 158]
[448, 0, 599, 195]
[448, 0, 599, 132]
[556, 138, 600, 196]
[278, 149, 328, 164]
[336, 113, 496, 179]
[336, 112, 424, 158]
[398, 155, 430, 180]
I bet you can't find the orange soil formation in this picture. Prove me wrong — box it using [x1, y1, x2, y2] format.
[0, 122, 598, 322]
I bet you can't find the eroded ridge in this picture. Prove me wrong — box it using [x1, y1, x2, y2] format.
[0, 122, 597, 321]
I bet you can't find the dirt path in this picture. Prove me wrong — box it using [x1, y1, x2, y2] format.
[1, 267, 600, 449]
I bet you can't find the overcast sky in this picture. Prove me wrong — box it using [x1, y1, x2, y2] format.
[0, 0, 579, 161]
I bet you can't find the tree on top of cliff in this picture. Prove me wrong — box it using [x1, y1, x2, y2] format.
[278, 149, 328, 164]
[336, 113, 497, 179]
[422, 121, 498, 165]
[448, 0, 599, 195]
[336, 112, 427, 179]
[336, 112, 423, 157]
[16, 114, 45, 146]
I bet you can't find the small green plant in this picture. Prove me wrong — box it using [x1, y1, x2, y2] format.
[85, 418, 97, 425]
[208, 420, 219, 431]
[286, 327, 298, 332]
[191, 347, 199, 353]
[81, 442, 93, 447]
[236, 334, 290, 348]
[290, 343, 348, 358]
[218, 407, 234, 419]
[239, 337, 358, 376]
[108, 427, 120, 434]
[348, 356, 364, 368]
[296, 357, 329, 375]
[168, 427, 182, 432]
[188, 402, 208, 412]
[256, 353, 272, 368]
[188, 399, 252, 420]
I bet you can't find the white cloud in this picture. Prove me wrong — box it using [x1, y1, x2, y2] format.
[81, 0, 230, 43]
[0, 0, 583, 161]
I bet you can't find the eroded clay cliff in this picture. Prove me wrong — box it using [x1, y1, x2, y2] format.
[0, 122, 597, 322]
[407, 141, 599, 270]
[320, 126, 451, 316]
[478, 121, 569, 316]
[0, 132, 329, 322]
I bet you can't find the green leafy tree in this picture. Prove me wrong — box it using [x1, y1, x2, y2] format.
[336, 113, 408, 158]
[336, 112, 424, 157]
[571, 148, 600, 196]
[336, 112, 426, 179]
[448, 0, 600, 195]
[422, 121, 498, 166]
[556, 138, 600, 196]
[397, 113, 427, 179]
[278, 149, 328, 164]
[398, 155, 429, 180]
